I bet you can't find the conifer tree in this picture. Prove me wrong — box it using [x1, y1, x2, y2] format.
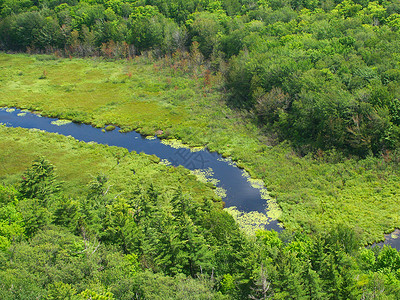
[19, 157, 60, 203]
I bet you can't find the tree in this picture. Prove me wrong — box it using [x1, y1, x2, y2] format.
[186, 11, 224, 58]
[249, 264, 274, 299]
[47, 282, 77, 300]
[332, 0, 362, 18]
[19, 157, 61, 203]
[0, 185, 24, 250]
[254, 87, 290, 125]
[101, 197, 140, 254]
[127, 5, 165, 53]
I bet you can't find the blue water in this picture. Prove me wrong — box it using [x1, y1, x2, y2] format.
[0, 108, 282, 232]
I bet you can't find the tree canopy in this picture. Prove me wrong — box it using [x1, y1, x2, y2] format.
[2, 0, 400, 155]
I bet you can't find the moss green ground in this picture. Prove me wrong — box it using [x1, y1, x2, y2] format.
[1, 53, 399, 244]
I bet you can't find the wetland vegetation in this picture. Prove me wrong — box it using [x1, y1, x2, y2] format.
[1, 0, 400, 298]
[2, 53, 400, 245]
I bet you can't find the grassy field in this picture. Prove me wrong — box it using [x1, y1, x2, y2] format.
[0, 126, 219, 206]
[1, 53, 400, 244]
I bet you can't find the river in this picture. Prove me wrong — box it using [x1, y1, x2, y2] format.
[3, 107, 400, 249]
[0, 107, 282, 232]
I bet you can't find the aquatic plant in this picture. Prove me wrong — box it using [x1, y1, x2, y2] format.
[224, 206, 271, 235]
[51, 119, 72, 126]
[161, 139, 204, 152]
[105, 125, 116, 131]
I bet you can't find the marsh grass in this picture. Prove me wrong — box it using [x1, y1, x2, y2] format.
[0, 126, 219, 206]
[1, 53, 400, 244]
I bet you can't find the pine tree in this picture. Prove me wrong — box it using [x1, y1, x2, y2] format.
[18, 157, 60, 203]
[249, 263, 274, 300]
[303, 265, 325, 299]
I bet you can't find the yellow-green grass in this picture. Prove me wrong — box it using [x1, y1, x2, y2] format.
[0, 54, 188, 132]
[1, 53, 400, 244]
[0, 126, 219, 205]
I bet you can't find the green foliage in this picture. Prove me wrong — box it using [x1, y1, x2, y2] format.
[0, 185, 24, 250]
[122, 271, 228, 300]
[0, 226, 132, 299]
[0, 129, 399, 297]
[47, 282, 77, 300]
[0, 11, 63, 51]
[18, 198, 52, 237]
[127, 6, 164, 53]
[187, 11, 225, 58]
[18, 156, 61, 201]
[1, 0, 399, 156]
[0, 127, 244, 296]
[2, 0, 400, 295]
[78, 289, 114, 299]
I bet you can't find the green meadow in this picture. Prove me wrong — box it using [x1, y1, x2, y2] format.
[1, 53, 400, 244]
[0, 125, 219, 205]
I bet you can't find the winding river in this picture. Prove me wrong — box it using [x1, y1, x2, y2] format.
[2, 107, 400, 250]
[0, 107, 282, 232]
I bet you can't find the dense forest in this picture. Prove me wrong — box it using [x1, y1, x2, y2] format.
[1, 0, 400, 155]
[1, 0, 400, 298]
[0, 126, 399, 299]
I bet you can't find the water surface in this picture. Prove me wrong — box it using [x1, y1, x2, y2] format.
[375, 229, 400, 250]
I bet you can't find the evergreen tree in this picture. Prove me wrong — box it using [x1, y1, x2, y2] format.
[18, 157, 60, 203]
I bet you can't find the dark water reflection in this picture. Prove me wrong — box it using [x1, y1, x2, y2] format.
[0, 108, 282, 232]
[374, 229, 400, 251]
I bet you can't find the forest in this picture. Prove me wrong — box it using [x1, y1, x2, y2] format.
[1, 0, 400, 298]
[0, 126, 399, 299]
[1, 0, 400, 155]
